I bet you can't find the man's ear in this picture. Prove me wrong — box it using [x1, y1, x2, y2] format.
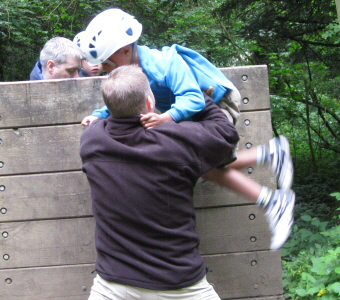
[146, 95, 155, 112]
[121, 45, 132, 56]
[46, 60, 56, 74]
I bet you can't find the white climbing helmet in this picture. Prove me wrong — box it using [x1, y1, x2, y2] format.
[73, 31, 86, 48]
[79, 8, 142, 66]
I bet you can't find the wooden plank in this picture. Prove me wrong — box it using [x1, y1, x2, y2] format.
[0, 66, 268, 128]
[196, 206, 272, 254]
[0, 124, 83, 175]
[205, 251, 283, 299]
[0, 251, 283, 300]
[0, 218, 96, 269]
[221, 65, 270, 111]
[0, 207, 270, 269]
[0, 264, 95, 300]
[0, 111, 271, 176]
[236, 111, 273, 149]
[0, 77, 105, 128]
[0, 172, 92, 222]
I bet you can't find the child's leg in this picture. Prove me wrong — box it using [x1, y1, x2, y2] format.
[228, 136, 294, 190]
[202, 167, 261, 203]
[228, 148, 257, 170]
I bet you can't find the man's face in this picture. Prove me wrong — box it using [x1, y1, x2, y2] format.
[49, 55, 82, 79]
[101, 47, 132, 73]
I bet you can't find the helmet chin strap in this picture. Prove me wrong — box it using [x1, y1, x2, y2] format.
[130, 42, 138, 65]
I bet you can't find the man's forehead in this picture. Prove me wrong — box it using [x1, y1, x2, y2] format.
[63, 55, 82, 67]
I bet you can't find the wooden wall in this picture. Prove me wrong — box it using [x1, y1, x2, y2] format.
[0, 65, 284, 300]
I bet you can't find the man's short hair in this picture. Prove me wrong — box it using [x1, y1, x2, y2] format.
[40, 37, 85, 71]
[101, 65, 151, 118]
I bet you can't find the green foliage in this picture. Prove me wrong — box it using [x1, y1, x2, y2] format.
[282, 193, 340, 299]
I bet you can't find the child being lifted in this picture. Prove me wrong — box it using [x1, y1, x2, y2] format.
[76, 8, 295, 250]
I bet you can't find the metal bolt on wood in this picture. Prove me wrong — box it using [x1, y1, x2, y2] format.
[243, 97, 249, 104]
[251, 260, 257, 266]
[250, 236, 257, 242]
[3, 254, 10, 260]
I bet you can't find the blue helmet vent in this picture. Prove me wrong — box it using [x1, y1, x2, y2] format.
[126, 28, 133, 36]
[89, 50, 97, 58]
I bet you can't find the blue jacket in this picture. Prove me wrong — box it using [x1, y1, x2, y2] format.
[92, 44, 237, 122]
[29, 61, 44, 80]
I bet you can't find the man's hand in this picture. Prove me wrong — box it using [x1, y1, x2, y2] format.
[81, 115, 99, 126]
[140, 112, 173, 129]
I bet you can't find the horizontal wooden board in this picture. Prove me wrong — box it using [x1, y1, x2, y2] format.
[0, 171, 92, 222]
[0, 206, 273, 270]
[0, 250, 282, 300]
[221, 65, 270, 112]
[0, 170, 275, 222]
[0, 77, 105, 128]
[196, 205, 272, 254]
[0, 124, 83, 175]
[0, 264, 95, 300]
[0, 66, 269, 128]
[0, 218, 96, 269]
[205, 251, 283, 299]
[0, 111, 272, 176]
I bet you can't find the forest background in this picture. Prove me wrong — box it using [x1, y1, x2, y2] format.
[1, 0, 340, 298]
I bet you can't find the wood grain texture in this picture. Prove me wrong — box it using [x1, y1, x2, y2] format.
[205, 251, 283, 299]
[0, 171, 91, 222]
[0, 66, 269, 128]
[0, 65, 285, 299]
[221, 65, 270, 111]
[0, 264, 95, 300]
[196, 205, 272, 254]
[0, 124, 83, 175]
[0, 218, 96, 269]
[0, 110, 272, 176]
[0, 252, 283, 300]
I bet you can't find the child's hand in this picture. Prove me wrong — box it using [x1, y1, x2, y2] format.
[81, 115, 99, 126]
[140, 112, 173, 129]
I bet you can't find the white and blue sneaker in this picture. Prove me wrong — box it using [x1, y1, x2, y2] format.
[265, 189, 295, 250]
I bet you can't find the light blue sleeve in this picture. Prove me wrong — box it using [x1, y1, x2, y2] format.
[139, 45, 206, 122]
[91, 105, 110, 119]
[162, 46, 205, 121]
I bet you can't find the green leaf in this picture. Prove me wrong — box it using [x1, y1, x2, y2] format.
[300, 214, 312, 222]
[327, 282, 340, 294]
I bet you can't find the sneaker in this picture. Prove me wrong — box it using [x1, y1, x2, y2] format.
[268, 136, 294, 190]
[265, 189, 295, 250]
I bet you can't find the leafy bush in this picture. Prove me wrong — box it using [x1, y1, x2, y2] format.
[281, 192, 340, 299]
